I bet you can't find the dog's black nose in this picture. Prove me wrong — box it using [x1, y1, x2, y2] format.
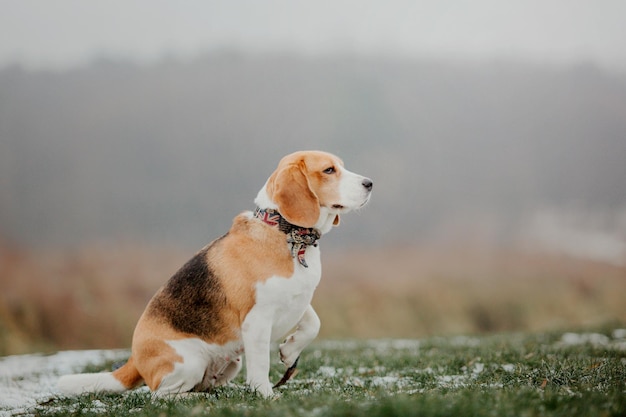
[362, 178, 373, 191]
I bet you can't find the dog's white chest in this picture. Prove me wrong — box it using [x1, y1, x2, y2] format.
[250, 247, 321, 341]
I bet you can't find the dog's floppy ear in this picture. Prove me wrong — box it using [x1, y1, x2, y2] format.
[268, 162, 320, 228]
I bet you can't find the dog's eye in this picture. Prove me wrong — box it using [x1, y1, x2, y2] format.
[323, 167, 336, 175]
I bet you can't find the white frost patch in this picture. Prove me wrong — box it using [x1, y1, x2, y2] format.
[449, 336, 481, 347]
[366, 339, 421, 352]
[560, 332, 610, 347]
[315, 340, 361, 351]
[612, 329, 626, 339]
[315, 339, 421, 355]
[85, 399, 107, 413]
[370, 376, 399, 387]
[558, 332, 626, 351]
[435, 362, 485, 389]
[0, 349, 130, 417]
[501, 364, 516, 373]
[316, 366, 338, 378]
[470, 362, 484, 376]
[436, 374, 468, 388]
[312, 365, 415, 393]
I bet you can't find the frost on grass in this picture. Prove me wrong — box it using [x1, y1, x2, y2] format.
[0, 349, 129, 417]
[501, 364, 516, 373]
[612, 328, 626, 339]
[316, 338, 421, 353]
[2, 330, 625, 415]
[559, 331, 626, 350]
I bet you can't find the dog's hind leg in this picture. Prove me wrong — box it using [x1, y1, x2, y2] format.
[193, 356, 243, 391]
[153, 361, 206, 397]
[214, 356, 243, 387]
[149, 341, 210, 396]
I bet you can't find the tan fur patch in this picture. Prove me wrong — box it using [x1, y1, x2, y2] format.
[210, 214, 295, 324]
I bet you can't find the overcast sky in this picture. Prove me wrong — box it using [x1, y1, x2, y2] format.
[1, 0, 625, 72]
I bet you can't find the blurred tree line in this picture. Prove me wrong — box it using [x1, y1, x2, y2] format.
[1, 53, 625, 249]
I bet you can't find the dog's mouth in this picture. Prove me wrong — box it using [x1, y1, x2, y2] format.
[331, 197, 370, 211]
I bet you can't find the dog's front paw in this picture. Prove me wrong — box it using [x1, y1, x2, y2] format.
[279, 336, 300, 368]
[247, 380, 274, 398]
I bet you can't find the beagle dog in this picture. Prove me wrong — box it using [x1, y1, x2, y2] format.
[58, 150, 372, 398]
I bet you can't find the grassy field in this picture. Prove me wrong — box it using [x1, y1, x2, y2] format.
[28, 327, 626, 417]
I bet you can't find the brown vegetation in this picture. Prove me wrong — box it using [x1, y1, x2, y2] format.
[1, 242, 624, 356]
[318, 245, 626, 338]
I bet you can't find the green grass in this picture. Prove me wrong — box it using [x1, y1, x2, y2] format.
[35, 329, 626, 417]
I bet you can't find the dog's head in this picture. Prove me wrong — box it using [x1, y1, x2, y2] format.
[259, 151, 372, 229]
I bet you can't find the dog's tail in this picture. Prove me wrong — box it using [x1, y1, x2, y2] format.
[57, 356, 143, 395]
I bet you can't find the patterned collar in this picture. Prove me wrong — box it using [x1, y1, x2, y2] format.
[254, 207, 321, 268]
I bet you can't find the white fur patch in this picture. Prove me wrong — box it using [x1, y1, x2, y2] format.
[254, 259, 321, 342]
